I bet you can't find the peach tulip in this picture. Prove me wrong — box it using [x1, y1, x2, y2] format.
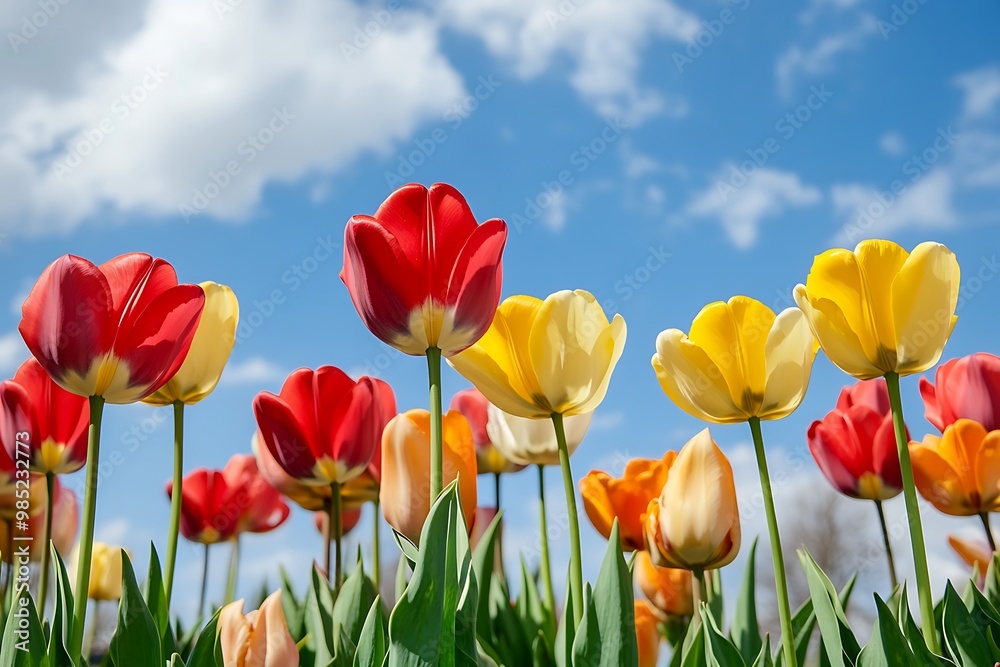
[220, 591, 299, 667]
[634, 551, 694, 619]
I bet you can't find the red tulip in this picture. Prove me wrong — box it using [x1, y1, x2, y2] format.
[807, 379, 904, 501]
[341, 183, 507, 357]
[167, 468, 240, 545]
[450, 388, 524, 475]
[1, 358, 89, 474]
[19, 253, 206, 404]
[220, 455, 290, 535]
[921, 352, 1000, 433]
[253, 367, 389, 486]
[314, 507, 363, 538]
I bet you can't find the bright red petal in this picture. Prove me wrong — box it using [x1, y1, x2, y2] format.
[12, 358, 89, 469]
[919, 375, 946, 432]
[427, 183, 482, 283]
[254, 392, 319, 481]
[447, 218, 506, 345]
[0, 380, 37, 466]
[325, 377, 378, 473]
[807, 415, 863, 496]
[872, 414, 903, 491]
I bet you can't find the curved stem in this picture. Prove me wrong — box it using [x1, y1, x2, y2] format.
[322, 495, 333, 579]
[199, 543, 210, 619]
[69, 395, 105, 659]
[224, 536, 240, 604]
[875, 500, 898, 590]
[426, 346, 443, 501]
[332, 482, 343, 592]
[164, 400, 184, 608]
[552, 413, 583, 627]
[372, 500, 381, 592]
[537, 465, 556, 637]
[38, 471, 55, 614]
[885, 372, 940, 654]
[748, 417, 797, 667]
[980, 512, 996, 553]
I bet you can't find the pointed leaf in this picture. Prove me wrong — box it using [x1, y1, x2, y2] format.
[109, 552, 162, 667]
[731, 539, 762, 664]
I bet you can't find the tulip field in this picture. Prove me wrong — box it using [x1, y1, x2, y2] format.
[1, 181, 999, 667]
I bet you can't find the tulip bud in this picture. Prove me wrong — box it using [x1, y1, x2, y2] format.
[220, 591, 299, 667]
[634, 551, 693, 619]
[486, 404, 593, 467]
[645, 429, 740, 570]
[76, 543, 127, 602]
[380, 409, 477, 544]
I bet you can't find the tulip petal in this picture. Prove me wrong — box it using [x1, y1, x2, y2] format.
[891, 242, 960, 375]
[219, 599, 251, 666]
[254, 393, 319, 482]
[322, 377, 378, 483]
[793, 284, 882, 379]
[854, 240, 910, 354]
[428, 183, 486, 279]
[571, 311, 627, 416]
[441, 218, 506, 356]
[760, 307, 816, 420]
[653, 330, 745, 424]
[977, 429, 1000, 512]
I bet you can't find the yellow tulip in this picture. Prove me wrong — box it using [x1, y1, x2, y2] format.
[449, 290, 626, 419]
[79, 542, 126, 602]
[219, 591, 299, 667]
[793, 240, 960, 379]
[381, 409, 478, 544]
[144, 282, 239, 405]
[910, 419, 1000, 516]
[485, 403, 593, 467]
[645, 429, 740, 570]
[652, 296, 817, 424]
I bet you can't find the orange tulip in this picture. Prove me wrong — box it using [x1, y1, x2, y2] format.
[580, 452, 675, 551]
[634, 551, 693, 619]
[0, 477, 77, 563]
[910, 419, 1000, 516]
[645, 429, 740, 570]
[220, 591, 299, 667]
[381, 409, 477, 544]
[634, 600, 661, 667]
[948, 534, 993, 575]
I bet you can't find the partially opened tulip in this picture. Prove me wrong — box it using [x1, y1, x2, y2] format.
[808, 379, 904, 587]
[486, 404, 594, 467]
[78, 542, 126, 602]
[921, 352, 1000, 433]
[652, 296, 810, 665]
[451, 388, 524, 477]
[0, 357, 89, 608]
[580, 452, 675, 552]
[451, 289, 625, 626]
[220, 591, 299, 667]
[794, 239, 960, 654]
[380, 409, 477, 545]
[19, 252, 205, 657]
[634, 601, 661, 667]
[645, 429, 740, 572]
[634, 551, 694, 620]
[910, 419, 1000, 550]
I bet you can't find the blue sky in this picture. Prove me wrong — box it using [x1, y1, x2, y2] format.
[1, 0, 998, 636]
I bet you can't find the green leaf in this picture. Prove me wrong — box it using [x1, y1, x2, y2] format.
[731, 538, 762, 664]
[942, 582, 994, 666]
[798, 550, 860, 667]
[484, 576, 531, 667]
[186, 609, 222, 667]
[1, 591, 49, 667]
[280, 568, 304, 640]
[304, 566, 337, 666]
[471, 509, 503, 641]
[353, 597, 388, 667]
[332, 560, 379, 661]
[143, 542, 178, 660]
[751, 635, 773, 667]
[47, 545, 75, 667]
[554, 577, 575, 667]
[515, 556, 548, 647]
[109, 551, 162, 667]
[571, 521, 638, 667]
[392, 530, 419, 566]
[680, 627, 706, 667]
[707, 569, 724, 626]
[857, 595, 918, 667]
[701, 606, 747, 667]
[895, 588, 949, 666]
[986, 554, 1000, 610]
[394, 557, 408, 604]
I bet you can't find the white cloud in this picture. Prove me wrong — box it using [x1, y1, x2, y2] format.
[220, 356, 287, 386]
[686, 167, 822, 249]
[0, 0, 464, 236]
[0, 331, 27, 375]
[799, 0, 864, 24]
[776, 13, 878, 98]
[590, 410, 624, 431]
[878, 130, 907, 156]
[436, 0, 700, 125]
[954, 64, 1000, 120]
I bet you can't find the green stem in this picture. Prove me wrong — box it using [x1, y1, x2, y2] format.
[38, 471, 55, 614]
[164, 400, 184, 608]
[224, 536, 240, 604]
[692, 568, 707, 607]
[69, 395, 105, 659]
[748, 417, 797, 667]
[494, 472, 501, 511]
[875, 500, 898, 590]
[427, 346, 443, 501]
[552, 413, 583, 627]
[199, 544, 210, 619]
[372, 500, 381, 592]
[333, 482, 343, 592]
[981, 513, 996, 552]
[537, 465, 556, 637]
[885, 372, 940, 654]
[322, 495, 333, 579]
